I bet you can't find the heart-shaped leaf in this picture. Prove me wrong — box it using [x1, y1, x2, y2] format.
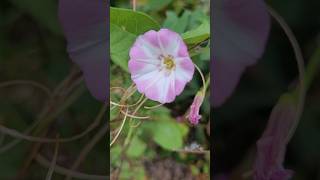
[110, 23, 136, 72]
[110, 7, 160, 35]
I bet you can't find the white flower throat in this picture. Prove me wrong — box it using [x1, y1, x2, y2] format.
[159, 54, 175, 73]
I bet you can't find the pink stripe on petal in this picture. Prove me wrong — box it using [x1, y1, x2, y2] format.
[130, 45, 150, 59]
[177, 40, 189, 57]
[176, 58, 195, 82]
[128, 60, 145, 73]
[134, 36, 161, 58]
[174, 79, 186, 95]
[158, 29, 178, 47]
[179, 58, 194, 73]
[144, 84, 160, 101]
[143, 30, 161, 48]
[167, 75, 177, 101]
[158, 29, 183, 56]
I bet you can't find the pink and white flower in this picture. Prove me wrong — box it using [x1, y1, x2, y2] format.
[128, 29, 195, 103]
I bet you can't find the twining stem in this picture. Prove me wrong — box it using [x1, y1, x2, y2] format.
[144, 103, 163, 109]
[194, 63, 207, 96]
[17, 68, 84, 178]
[267, 6, 306, 142]
[110, 94, 144, 108]
[124, 97, 148, 147]
[0, 80, 53, 153]
[203, 75, 210, 93]
[45, 135, 60, 180]
[304, 46, 320, 90]
[65, 124, 109, 180]
[113, 97, 148, 178]
[0, 80, 51, 97]
[110, 108, 129, 147]
[36, 154, 108, 180]
[120, 109, 149, 119]
[0, 103, 107, 143]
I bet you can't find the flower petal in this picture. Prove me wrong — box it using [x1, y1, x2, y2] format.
[58, 0, 107, 101]
[175, 57, 195, 83]
[128, 59, 159, 78]
[131, 30, 162, 59]
[212, 0, 270, 107]
[158, 29, 189, 58]
[132, 70, 167, 103]
[253, 95, 296, 180]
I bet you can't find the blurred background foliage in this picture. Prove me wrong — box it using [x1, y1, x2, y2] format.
[110, 0, 210, 179]
[0, 0, 107, 179]
[213, 0, 320, 179]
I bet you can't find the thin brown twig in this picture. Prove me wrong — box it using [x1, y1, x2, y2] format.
[17, 67, 83, 178]
[0, 104, 107, 143]
[45, 135, 60, 180]
[110, 108, 129, 147]
[0, 80, 51, 97]
[65, 123, 109, 180]
[0, 80, 53, 153]
[267, 6, 306, 143]
[36, 154, 108, 180]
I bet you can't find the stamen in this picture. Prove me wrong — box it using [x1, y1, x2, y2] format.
[163, 55, 175, 70]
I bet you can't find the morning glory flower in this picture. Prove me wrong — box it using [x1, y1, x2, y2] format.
[212, 0, 270, 107]
[128, 29, 195, 104]
[58, 0, 108, 102]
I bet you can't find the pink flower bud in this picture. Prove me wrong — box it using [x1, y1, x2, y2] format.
[253, 94, 296, 180]
[187, 91, 205, 125]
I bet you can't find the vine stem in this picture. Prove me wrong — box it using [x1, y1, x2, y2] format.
[194, 63, 207, 96]
[45, 135, 60, 180]
[16, 68, 84, 178]
[110, 108, 129, 147]
[267, 6, 306, 142]
[124, 97, 148, 146]
[0, 104, 107, 143]
[36, 154, 108, 180]
[0, 80, 51, 97]
[132, 0, 136, 11]
[304, 47, 320, 90]
[65, 124, 109, 180]
[113, 97, 148, 179]
[0, 80, 53, 153]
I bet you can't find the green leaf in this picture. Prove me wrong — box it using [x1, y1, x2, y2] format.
[119, 161, 145, 180]
[178, 123, 189, 137]
[110, 145, 121, 166]
[188, 9, 210, 29]
[110, 106, 120, 121]
[10, 0, 61, 34]
[140, 106, 187, 150]
[199, 46, 210, 61]
[145, 0, 172, 11]
[182, 20, 210, 45]
[163, 11, 191, 34]
[126, 135, 147, 158]
[152, 119, 183, 150]
[110, 7, 160, 35]
[110, 23, 136, 72]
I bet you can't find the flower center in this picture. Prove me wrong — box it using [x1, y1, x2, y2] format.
[163, 56, 175, 70]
